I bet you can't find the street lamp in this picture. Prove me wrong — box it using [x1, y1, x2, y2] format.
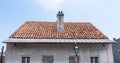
[74, 43, 79, 63]
[74, 45, 79, 55]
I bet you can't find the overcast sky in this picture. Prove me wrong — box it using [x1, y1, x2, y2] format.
[0, 0, 120, 50]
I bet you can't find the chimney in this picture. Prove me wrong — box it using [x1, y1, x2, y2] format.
[57, 11, 64, 32]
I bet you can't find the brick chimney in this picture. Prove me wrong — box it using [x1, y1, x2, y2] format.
[57, 11, 64, 32]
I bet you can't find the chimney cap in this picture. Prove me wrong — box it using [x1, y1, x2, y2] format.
[57, 11, 64, 16]
[58, 11, 60, 14]
[61, 11, 64, 15]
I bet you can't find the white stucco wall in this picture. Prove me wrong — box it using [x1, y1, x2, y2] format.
[5, 43, 112, 63]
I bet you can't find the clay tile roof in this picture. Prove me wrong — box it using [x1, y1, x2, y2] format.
[9, 21, 108, 39]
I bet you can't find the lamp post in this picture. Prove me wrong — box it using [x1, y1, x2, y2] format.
[0, 46, 4, 63]
[74, 44, 79, 63]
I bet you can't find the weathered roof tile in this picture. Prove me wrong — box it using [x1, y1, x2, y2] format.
[9, 21, 108, 39]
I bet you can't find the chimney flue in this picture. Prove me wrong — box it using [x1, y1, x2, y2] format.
[57, 11, 64, 32]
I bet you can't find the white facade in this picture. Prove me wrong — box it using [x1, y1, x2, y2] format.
[5, 43, 114, 63]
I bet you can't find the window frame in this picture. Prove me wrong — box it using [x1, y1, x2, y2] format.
[90, 56, 99, 63]
[21, 55, 30, 63]
[42, 55, 54, 63]
[118, 50, 120, 62]
[69, 55, 80, 63]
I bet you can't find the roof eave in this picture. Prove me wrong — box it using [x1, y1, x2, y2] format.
[3, 38, 115, 44]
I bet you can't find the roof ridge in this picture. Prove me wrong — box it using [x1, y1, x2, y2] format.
[25, 21, 91, 23]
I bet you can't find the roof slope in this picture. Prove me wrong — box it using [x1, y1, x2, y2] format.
[9, 21, 108, 39]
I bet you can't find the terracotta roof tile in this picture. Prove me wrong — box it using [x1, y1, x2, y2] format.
[9, 21, 108, 39]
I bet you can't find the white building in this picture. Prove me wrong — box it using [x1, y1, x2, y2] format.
[4, 11, 114, 63]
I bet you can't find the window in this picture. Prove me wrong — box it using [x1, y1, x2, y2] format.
[69, 56, 75, 63]
[69, 56, 79, 63]
[22, 57, 30, 63]
[118, 51, 120, 62]
[42, 56, 53, 63]
[90, 57, 98, 63]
